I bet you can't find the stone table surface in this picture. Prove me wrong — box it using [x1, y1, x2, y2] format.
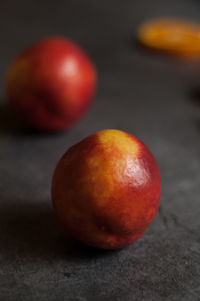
[1, 0, 200, 300]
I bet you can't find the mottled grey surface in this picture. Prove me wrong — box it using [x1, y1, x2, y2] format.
[1, 0, 200, 300]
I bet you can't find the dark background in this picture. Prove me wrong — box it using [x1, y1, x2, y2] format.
[1, 0, 200, 300]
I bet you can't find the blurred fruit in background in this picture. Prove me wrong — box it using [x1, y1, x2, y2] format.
[137, 18, 200, 59]
[6, 37, 97, 132]
[52, 129, 161, 249]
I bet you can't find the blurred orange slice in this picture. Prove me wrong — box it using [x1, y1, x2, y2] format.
[137, 18, 200, 59]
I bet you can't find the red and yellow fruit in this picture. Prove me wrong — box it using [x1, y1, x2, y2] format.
[6, 37, 97, 131]
[52, 129, 161, 249]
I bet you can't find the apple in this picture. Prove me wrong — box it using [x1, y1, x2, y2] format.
[6, 37, 97, 131]
[52, 129, 161, 249]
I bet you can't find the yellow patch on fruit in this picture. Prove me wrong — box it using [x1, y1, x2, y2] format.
[82, 154, 113, 203]
[97, 129, 139, 157]
[81, 130, 139, 208]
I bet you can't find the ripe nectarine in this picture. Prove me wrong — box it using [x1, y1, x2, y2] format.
[6, 37, 97, 131]
[52, 130, 161, 249]
[137, 18, 200, 59]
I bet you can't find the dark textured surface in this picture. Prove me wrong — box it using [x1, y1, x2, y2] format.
[1, 0, 200, 300]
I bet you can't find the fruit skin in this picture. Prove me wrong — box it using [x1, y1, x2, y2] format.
[6, 37, 97, 131]
[52, 129, 161, 249]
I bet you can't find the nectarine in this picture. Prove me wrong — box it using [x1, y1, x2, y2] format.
[137, 18, 200, 59]
[6, 37, 97, 131]
[52, 130, 161, 249]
